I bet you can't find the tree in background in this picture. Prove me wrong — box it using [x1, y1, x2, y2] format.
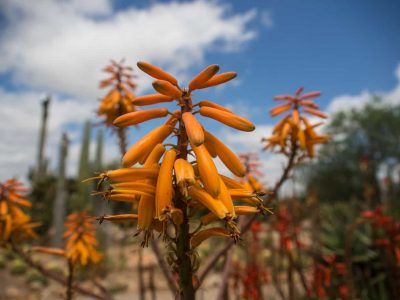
[305, 98, 400, 205]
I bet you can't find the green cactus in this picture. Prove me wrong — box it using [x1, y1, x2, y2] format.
[71, 120, 92, 211]
[52, 132, 69, 247]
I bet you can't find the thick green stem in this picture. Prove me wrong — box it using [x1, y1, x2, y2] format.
[174, 92, 195, 299]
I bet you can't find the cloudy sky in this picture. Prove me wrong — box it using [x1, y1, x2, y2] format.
[0, 0, 399, 187]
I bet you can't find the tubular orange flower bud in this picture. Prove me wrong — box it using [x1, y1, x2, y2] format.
[200, 212, 218, 226]
[306, 142, 315, 158]
[274, 94, 294, 101]
[144, 143, 166, 167]
[204, 131, 246, 177]
[198, 100, 232, 112]
[229, 189, 256, 199]
[272, 116, 290, 133]
[97, 214, 138, 222]
[234, 206, 260, 215]
[136, 144, 165, 231]
[188, 64, 219, 91]
[299, 100, 319, 108]
[204, 137, 218, 158]
[200, 205, 259, 225]
[111, 188, 154, 198]
[234, 196, 263, 206]
[191, 144, 220, 197]
[113, 108, 169, 127]
[182, 112, 204, 146]
[303, 107, 328, 119]
[104, 168, 159, 182]
[132, 94, 174, 106]
[219, 174, 248, 190]
[152, 80, 182, 98]
[196, 72, 237, 89]
[137, 61, 178, 86]
[155, 149, 177, 220]
[199, 106, 255, 132]
[299, 91, 321, 100]
[138, 195, 155, 230]
[108, 194, 137, 202]
[174, 158, 196, 188]
[190, 227, 230, 248]
[297, 128, 306, 149]
[280, 122, 291, 141]
[270, 104, 292, 116]
[292, 109, 300, 126]
[122, 124, 174, 167]
[217, 178, 235, 217]
[111, 182, 156, 195]
[188, 185, 228, 219]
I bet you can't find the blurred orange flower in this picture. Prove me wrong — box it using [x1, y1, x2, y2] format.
[0, 179, 38, 243]
[263, 87, 329, 157]
[97, 59, 138, 126]
[63, 211, 102, 266]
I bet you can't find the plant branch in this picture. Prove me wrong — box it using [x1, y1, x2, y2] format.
[151, 240, 179, 295]
[10, 242, 111, 300]
[215, 217, 246, 298]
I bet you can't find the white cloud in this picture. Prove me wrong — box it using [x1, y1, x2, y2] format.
[0, 0, 257, 99]
[0, 88, 95, 180]
[0, 0, 259, 181]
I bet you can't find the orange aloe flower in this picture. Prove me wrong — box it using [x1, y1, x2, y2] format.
[32, 212, 101, 269]
[63, 211, 102, 266]
[97, 59, 138, 127]
[0, 179, 38, 243]
[263, 87, 329, 157]
[94, 61, 269, 246]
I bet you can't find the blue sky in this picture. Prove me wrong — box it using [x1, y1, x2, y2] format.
[0, 0, 399, 182]
[196, 0, 400, 122]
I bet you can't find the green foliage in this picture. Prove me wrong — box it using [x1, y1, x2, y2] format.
[29, 173, 57, 238]
[25, 269, 48, 285]
[305, 98, 400, 202]
[71, 120, 92, 211]
[319, 202, 399, 299]
[108, 281, 129, 294]
[10, 259, 28, 275]
[0, 252, 6, 269]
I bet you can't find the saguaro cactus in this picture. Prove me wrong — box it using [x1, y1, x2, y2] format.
[52, 132, 69, 247]
[76, 121, 92, 210]
[36, 96, 51, 180]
